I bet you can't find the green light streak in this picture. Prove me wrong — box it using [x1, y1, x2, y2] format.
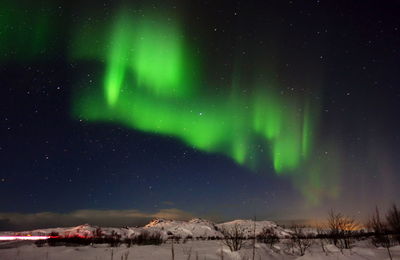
[104, 13, 133, 106]
[98, 11, 197, 106]
[71, 7, 324, 203]
[74, 85, 232, 152]
[253, 90, 283, 140]
[294, 142, 341, 205]
[132, 18, 187, 96]
[251, 87, 315, 173]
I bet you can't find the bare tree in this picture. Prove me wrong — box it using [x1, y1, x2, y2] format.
[327, 209, 358, 250]
[368, 206, 393, 260]
[316, 224, 328, 255]
[93, 227, 103, 238]
[290, 225, 312, 256]
[327, 209, 342, 246]
[171, 237, 175, 260]
[386, 204, 400, 244]
[339, 216, 358, 250]
[257, 227, 280, 248]
[220, 223, 246, 252]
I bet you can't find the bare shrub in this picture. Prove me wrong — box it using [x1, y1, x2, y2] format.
[173, 235, 181, 244]
[220, 223, 246, 252]
[93, 227, 103, 238]
[368, 207, 394, 260]
[183, 235, 193, 244]
[124, 237, 133, 248]
[369, 207, 392, 246]
[134, 230, 163, 245]
[386, 204, 400, 244]
[35, 239, 46, 247]
[316, 224, 328, 255]
[183, 246, 192, 260]
[257, 227, 279, 248]
[327, 210, 358, 250]
[107, 231, 121, 247]
[290, 225, 312, 256]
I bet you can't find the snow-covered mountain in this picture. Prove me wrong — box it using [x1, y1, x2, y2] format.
[1, 224, 141, 239]
[0, 218, 291, 239]
[144, 218, 222, 238]
[216, 219, 292, 238]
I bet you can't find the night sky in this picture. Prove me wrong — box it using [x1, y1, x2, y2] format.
[1, 0, 400, 230]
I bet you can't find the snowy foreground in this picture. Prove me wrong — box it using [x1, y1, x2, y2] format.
[1, 219, 399, 259]
[1, 240, 400, 260]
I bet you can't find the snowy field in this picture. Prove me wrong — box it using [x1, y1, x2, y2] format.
[1, 240, 400, 260]
[1, 219, 399, 259]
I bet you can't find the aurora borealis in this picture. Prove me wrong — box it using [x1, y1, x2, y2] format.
[1, 0, 400, 229]
[73, 8, 317, 176]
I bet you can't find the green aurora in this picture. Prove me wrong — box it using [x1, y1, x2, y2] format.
[72, 10, 318, 176]
[0, 3, 335, 203]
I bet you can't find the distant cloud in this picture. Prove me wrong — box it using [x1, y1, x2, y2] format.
[0, 208, 194, 231]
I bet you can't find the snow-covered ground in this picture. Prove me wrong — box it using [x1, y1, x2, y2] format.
[1, 240, 399, 259]
[1, 219, 399, 259]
